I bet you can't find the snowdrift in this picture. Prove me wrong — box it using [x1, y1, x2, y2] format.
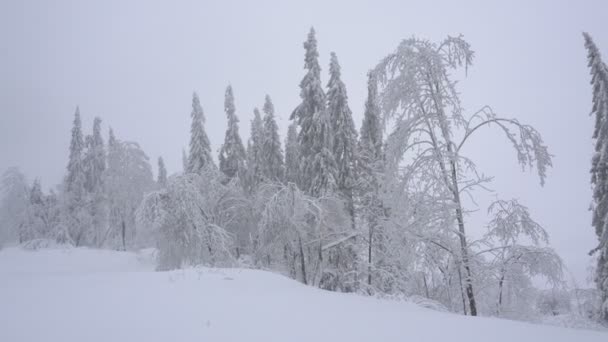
[0, 246, 606, 342]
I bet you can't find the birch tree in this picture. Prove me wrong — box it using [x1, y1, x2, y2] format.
[374, 35, 552, 316]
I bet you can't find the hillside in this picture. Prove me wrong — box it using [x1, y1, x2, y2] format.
[0, 246, 605, 342]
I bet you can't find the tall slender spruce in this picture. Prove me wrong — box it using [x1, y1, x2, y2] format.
[219, 85, 247, 182]
[188, 92, 214, 174]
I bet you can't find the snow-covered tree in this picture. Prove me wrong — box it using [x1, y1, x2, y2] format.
[261, 95, 284, 183]
[157, 156, 167, 187]
[478, 199, 564, 318]
[136, 170, 235, 270]
[254, 182, 351, 288]
[0, 167, 28, 243]
[182, 148, 188, 173]
[284, 122, 300, 185]
[245, 108, 264, 193]
[357, 71, 385, 289]
[21, 180, 62, 243]
[188, 92, 214, 174]
[584, 32, 608, 322]
[105, 130, 155, 250]
[219, 85, 247, 183]
[374, 35, 552, 316]
[291, 28, 337, 196]
[83, 117, 107, 246]
[63, 107, 90, 246]
[65, 107, 85, 195]
[327, 52, 357, 230]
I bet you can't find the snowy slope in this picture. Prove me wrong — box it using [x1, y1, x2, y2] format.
[0, 246, 606, 342]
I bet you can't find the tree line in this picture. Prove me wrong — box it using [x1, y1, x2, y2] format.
[1, 28, 607, 324]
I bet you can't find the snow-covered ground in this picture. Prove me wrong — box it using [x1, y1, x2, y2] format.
[0, 246, 606, 342]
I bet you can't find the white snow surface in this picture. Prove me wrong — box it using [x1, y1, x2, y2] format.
[0, 246, 606, 342]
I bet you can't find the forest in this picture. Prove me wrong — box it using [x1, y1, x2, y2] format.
[1, 28, 607, 328]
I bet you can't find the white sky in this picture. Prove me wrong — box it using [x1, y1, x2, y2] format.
[1, 0, 606, 285]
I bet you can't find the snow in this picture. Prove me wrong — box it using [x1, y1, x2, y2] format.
[0, 246, 606, 342]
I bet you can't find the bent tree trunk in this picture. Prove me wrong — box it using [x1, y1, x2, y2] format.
[450, 160, 477, 316]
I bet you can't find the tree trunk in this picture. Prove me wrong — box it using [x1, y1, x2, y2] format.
[497, 273, 505, 316]
[121, 220, 126, 251]
[298, 235, 307, 285]
[449, 159, 477, 316]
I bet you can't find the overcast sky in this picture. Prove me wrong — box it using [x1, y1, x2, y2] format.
[1, 0, 607, 285]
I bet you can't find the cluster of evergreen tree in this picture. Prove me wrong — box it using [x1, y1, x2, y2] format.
[4, 28, 608, 325]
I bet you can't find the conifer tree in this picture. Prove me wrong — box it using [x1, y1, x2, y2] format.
[291, 27, 337, 196]
[157, 156, 167, 187]
[327, 52, 357, 229]
[182, 149, 188, 173]
[188, 92, 214, 174]
[261, 95, 284, 182]
[358, 72, 385, 287]
[584, 32, 608, 322]
[219, 85, 247, 181]
[82, 117, 107, 246]
[284, 122, 300, 185]
[65, 107, 85, 195]
[246, 108, 264, 192]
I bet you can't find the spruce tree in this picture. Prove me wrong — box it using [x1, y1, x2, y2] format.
[82, 117, 107, 246]
[358, 72, 385, 287]
[157, 156, 167, 187]
[291, 27, 337, 196]
[246, 108, 264, 192]
[188, 92, 214, 174]
[66, 107, 85, 195]
[182, 149, 188, 173]
[64, 107, 89, 245]
[284, 122, 300, 185]
[327, 52, 357, 229]
[584, 32, 608, 322]
[219, 85, 247, 181]
[261, 95, 284, 182]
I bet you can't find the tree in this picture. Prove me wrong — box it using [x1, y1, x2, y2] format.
[357, 71, 385, 289]
[245, 108, 264, 193]
[261, 95, 285, 183]
[0, 167, 28, 243]
[584, 32, 608, 322]
[284, 122, 300, 185]
[65, 107, 85, 195]
[480, 199, 564, 317]
[188, 92, 214, 174]
[374, 35, 552, 316]
[219, 85, 247, 182]
[254, 182, 350, 287]
[291, 28, 337, 196]
[157, 156, 167, 187]
[63, 107, 89, 246]
[136, 171, 235, 270]
[327, 52, 357, 230]
[182, 149, 188, 173]
[105, 130, 155, 250]
[83, 117, 107, 246]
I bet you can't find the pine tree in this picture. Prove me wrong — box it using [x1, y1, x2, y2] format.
[261, 95, 284, 182]
[246, 108, 264, 192]
[327, 52, 357, 229]
[157, 156, 167, 187]
[291, 27, 337, 196]
[584, 32, 608, 322]
[188, 92, 214, 174]
[284, 122, 300, 185]
[358, 71, 385, 288]
[219, 85, 247, 181]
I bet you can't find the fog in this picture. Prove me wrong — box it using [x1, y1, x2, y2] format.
[1, 0, 607, 285]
